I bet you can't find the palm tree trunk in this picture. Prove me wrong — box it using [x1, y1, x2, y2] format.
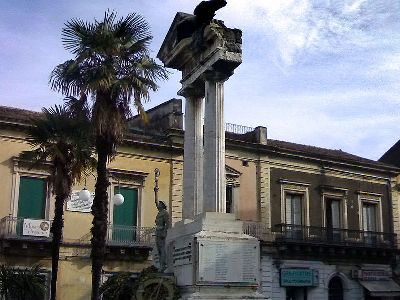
[91, 143, 110, 300]
[50, 192, 67, 300]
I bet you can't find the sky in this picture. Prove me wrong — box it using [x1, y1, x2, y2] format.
[1, 0, 399, 160]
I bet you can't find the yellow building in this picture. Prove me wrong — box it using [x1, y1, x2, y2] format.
[0, 101, 186, 299]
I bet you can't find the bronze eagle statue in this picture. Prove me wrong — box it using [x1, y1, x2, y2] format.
[176, 0, 227, 48]
[194, 0, 227, 25]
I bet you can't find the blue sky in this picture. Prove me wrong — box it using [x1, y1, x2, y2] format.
[1, 0, 399, 160]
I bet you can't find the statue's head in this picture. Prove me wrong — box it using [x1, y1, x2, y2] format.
[158, 201, 167, 210]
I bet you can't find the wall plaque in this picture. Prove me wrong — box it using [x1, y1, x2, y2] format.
[173, 240, 192, 267]
[23, 219, 50, 237]
[66, 190, 94, 213]
[197, 238, 259, 285]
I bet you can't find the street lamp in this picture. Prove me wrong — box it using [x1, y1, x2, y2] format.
[78, 173, 125, 206]
[78, 187, 91, 202]
[112, 193, 124, 206]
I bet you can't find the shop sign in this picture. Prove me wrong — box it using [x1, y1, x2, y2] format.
[23, 219, 50, 237]
[280, 268, 318, 287]
[353, 270, 390, 281]
[66, 190, 94, 213]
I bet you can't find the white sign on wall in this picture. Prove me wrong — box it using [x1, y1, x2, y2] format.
[23, 219, 50, 237]
[66, 190, 94, 213]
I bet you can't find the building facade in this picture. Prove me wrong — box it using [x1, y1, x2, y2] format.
[0, 102, 185, 300]
[0, 100, 399, 299]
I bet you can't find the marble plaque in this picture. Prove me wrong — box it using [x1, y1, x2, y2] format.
[197, 239, 259, 285]
[173, 239, 193, 267]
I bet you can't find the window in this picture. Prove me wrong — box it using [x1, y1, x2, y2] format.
[111, 186, 138, 243]
[285, 193, 303, 226]
[17, 176, 47, 220]
[225, 165, 240, 215]
[357, 192, 382, 234]
[362, 202, 377, 232]
[226, 185, 233, 213]
[279, 180, 310, 229]
[321, 187, 348, 239]
[107, 168, 147, 230]
[326, 199, 341, 229]
[325, 198, 342, 241]
[11, 158, 51, 221]
[358, 192, 382, 245]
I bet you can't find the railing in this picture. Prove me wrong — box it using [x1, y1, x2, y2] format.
[0, 216, 52, 240]
[242, 222, 397, 249]
[78, 224, 155, 247]
[243, 221, 275, 242]
[274, 224, 397, 249]
[225, 123, 254, 135]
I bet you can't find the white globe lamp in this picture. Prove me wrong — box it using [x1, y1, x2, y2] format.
[113, 193, 124, 206]
[79, 188, 91, 202]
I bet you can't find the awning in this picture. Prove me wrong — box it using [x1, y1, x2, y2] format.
[359, 279, 400, 297]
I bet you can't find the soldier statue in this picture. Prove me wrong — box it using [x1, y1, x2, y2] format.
[154, 169, 170, 272]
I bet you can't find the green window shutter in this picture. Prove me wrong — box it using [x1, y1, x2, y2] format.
[17, 177, 46, 219]
[113, 187, 138, 227]
[112, 187, 138, 242]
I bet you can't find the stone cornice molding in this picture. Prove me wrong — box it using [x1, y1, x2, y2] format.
[108, 168, 148, 186]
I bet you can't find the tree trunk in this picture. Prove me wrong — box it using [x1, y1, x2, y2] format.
[91, 142, 110, 300]
[50, 190, 68, 300]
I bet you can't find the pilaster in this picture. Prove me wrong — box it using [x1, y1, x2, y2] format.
[258, 159, 271, 228]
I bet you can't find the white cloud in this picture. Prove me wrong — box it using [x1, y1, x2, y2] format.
[221, 0, 400, 67]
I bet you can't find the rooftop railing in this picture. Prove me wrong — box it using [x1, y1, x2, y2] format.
[225, 123, 254, 135]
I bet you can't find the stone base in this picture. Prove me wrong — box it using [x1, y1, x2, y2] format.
[180, 286, 268, 299]
[166, 212, 268, 300]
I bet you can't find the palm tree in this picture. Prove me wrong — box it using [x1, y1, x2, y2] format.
[22, 104, 94, 300]
[49, 11, 168, 299]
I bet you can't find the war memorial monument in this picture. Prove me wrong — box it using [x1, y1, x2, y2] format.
[157, 1, 268, 299]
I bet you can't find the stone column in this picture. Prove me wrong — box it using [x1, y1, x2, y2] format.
[182, 88, 204, 219]
[203, 72, 228, 213]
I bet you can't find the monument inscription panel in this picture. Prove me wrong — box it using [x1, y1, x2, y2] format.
[197, 238, 259, 285]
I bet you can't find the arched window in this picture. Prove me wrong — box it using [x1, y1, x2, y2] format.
[328, 276, 344, 300]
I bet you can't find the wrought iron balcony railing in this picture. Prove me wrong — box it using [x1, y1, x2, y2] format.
[0, 216, 52, 241]
[274, 224, 397, 249]
[78, 224, 155, 248]
[242, 222, 397, 249]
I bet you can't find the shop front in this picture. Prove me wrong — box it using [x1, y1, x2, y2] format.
[353, 269, 400, 299]
[280, 268, 319, 300]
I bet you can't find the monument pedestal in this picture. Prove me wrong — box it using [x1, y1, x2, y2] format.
[166, 213, 268, 299]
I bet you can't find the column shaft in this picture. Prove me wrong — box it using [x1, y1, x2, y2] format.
[183, 96, 204, 219]
[203, 80, 226, 213]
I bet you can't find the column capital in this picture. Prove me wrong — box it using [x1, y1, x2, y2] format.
[202, 70, 233, 82]
[178, 84, 205, 99]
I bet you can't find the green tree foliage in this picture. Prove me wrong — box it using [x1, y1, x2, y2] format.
[50, 10, 168, 299]
[0, 265, 47, 300]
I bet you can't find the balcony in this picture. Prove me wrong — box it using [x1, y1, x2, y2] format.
[274, 224, 397, 249]
[0, 216, 52, 256]
[243, 222, 397, 261]
[76, 224, 155, 261]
